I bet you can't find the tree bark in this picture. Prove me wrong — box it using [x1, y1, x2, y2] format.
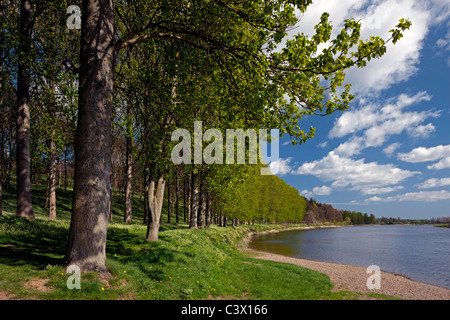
[124, 124, 133, 223]
[48, 138, 57, 220]
[16, 0, 34, 219]
[205, 195, 211, 228]
[65, 0, 117, 275]
[198, 182, 205, 228]
[143, 172, 149, 224]
[175, 169, 179, 223]
[167, 178, 171, 223]
[189, 171, 199, 229]
[0, 149, 2, 217]
[146, 168, 165, 241]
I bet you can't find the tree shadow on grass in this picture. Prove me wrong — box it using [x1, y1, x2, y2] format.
[0, 217, 68, 269]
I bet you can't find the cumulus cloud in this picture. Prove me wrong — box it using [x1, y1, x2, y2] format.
[397, 145, 450, 170]
[329, 91, 434, 142]
[333, 136, 364, 157]
[383, 142, 402, 156]
[269, 157, 294, 176]
[366, 190, 450, 202]
[294, 151, 419, 191]
[417, 177, 450, 189]
[312, 185, 332, 196]
[360, 185, 404, 195]
[327, 91, 438, 160]
[292, 0, 437, 95]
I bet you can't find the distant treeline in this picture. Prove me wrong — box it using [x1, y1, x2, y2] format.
[303, 199, 375, 225]
[377, 216, 450, 226]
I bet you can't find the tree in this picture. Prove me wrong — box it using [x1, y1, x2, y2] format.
[15, 0, 34, 219]
[65, 0, 411, 274]
[65, 0, 117, 274]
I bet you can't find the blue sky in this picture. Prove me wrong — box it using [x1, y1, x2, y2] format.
[269, 0, 450, 219]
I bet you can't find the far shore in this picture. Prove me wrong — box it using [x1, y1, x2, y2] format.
[243, 225, 450, 300]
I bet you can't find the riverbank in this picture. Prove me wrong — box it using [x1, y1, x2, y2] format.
[244, 226, 450, 300]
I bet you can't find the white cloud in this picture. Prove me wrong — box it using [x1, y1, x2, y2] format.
[383, 142, 401, 156]
[269, 157, 293, 176]
[333, 136, 364, 157]
[409, 123, 436, 138]
[417, 177, 450, 189]
[312, 185, 332, 196]
[366, 190, 450, 202]
[361, 186, 404, 195]
[286, 0, 450, 95]
[329, 91, 434, 143]
[398, 144, 450, 163]
[427, 157, 450, 170]
[294, 151, 419, 191]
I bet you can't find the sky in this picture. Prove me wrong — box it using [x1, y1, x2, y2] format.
[269, 0, 450, 219]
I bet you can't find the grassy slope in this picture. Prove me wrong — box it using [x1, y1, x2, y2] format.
[0, 183, 384, 300]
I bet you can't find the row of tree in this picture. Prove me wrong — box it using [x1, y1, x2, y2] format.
[0, 0, 411, 274]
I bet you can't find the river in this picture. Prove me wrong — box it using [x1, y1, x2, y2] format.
[249, 225, 450, 289]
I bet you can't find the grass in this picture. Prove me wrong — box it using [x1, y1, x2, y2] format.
[0, 182, 384, 300]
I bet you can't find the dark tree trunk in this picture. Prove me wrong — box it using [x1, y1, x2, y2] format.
[65, 0, 117, 275]
[16, 0, 34, 219]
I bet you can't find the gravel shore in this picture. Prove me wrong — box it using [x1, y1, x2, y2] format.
[247, 248, 450, 300]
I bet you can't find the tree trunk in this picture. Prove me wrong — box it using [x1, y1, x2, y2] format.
[198, 183, 205, 228]
[48, 138, 57, 220]
[175, 170, 179, 223]
[124, 127, 133, 223]
[16, 0, 34, 220]
[167, 178, 171, 223]
[205, 195, 211, 228]
[143, 172, 149, 224]
[183, 173, 188, 222]
[0, 151, 2, 217]
[189, 171, 199, 229]
[146, 168, 165, 241]
[64, 148, 68, 191]
[65, 0, 116, 275]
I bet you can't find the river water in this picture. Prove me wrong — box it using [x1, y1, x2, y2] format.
[249, 225, 450, 289]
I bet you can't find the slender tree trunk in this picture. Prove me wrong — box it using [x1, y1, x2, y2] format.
[48, 138, 57, 220]
[175, 169, 179, 224]
[16, 0, 34, 219]
[205, 195, 211, 228]
[189, 172, 199, 229]
[64, 148, 68, 191]
[143, 172, 149, 224]
[167, 178, 171, 223]
[124, 125, 133, 223]
[57, 155, 62, 188]
[183, 173, 187, 222]
[146, 168, 165, 241]
[0, 150, 2, 217]
[65, 0, 116, 275]
[198, 182, 205, 228]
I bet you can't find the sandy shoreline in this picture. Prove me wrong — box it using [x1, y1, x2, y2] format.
[245, 226, 450, 300]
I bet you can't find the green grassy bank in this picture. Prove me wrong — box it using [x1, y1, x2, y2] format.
[0, 182, 387, 300]
[0, 215, 340, 300]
